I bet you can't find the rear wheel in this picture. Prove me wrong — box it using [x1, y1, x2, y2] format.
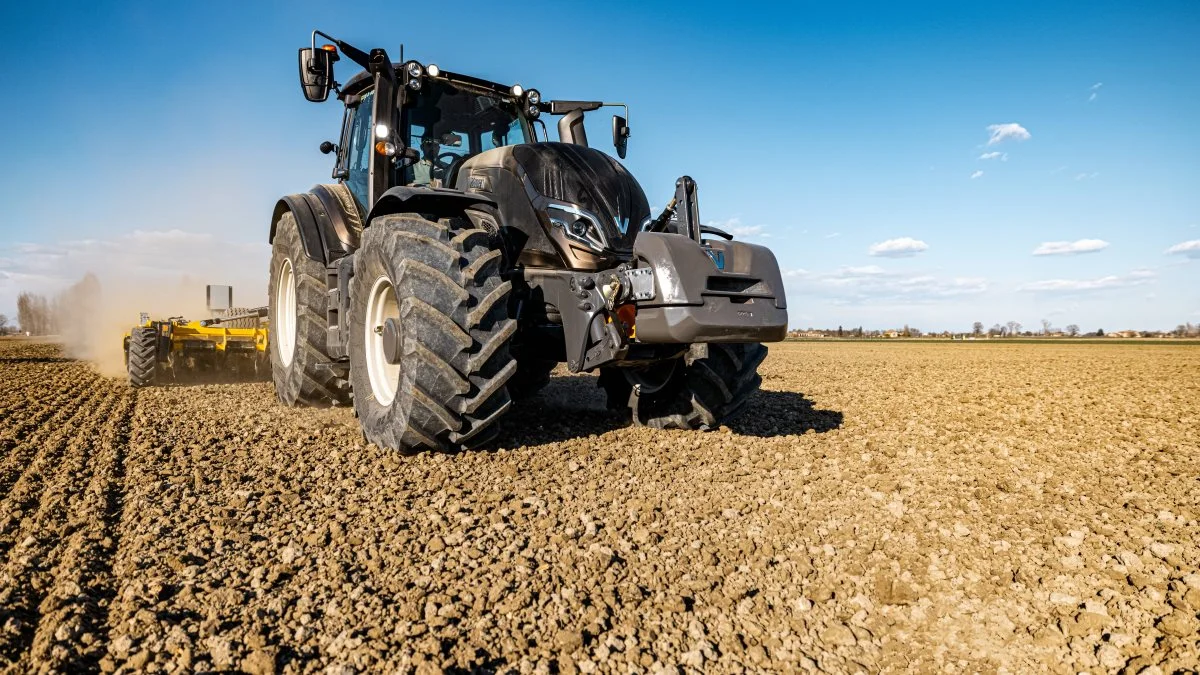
[349, 213, 517, 453]
[269, 211, 349, 406]
[126, 327, 159, 388]
[601, 343, 767, 429]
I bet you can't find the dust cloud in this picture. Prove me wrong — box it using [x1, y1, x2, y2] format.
[56, 271, 265, 377]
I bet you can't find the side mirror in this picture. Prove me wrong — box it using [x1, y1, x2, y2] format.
[612, 115, 630, 159]
[298, 47, 337, 102]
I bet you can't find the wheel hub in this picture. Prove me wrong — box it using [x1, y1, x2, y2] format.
[275, 259, 297, 368]
[364, 276, 401, 406]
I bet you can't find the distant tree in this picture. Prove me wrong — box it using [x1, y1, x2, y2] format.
[18, 292, 53, 335]
[1006, 321, 1020, 337]
[1040, 318, 1053, 335]
[837, 325, 844, 337]
[972, 321, 983, 336]
[0, 313, 7, 333]
[1066, 324, 1080, 337]
[988, 323, 1002, 337]
[1096, 328, 1104, 337]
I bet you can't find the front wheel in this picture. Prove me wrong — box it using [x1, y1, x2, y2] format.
[349, 213, 517, 453]
[601, 343, 767, 429]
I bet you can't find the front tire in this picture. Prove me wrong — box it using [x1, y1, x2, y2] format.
[349, 214, 517, 453]
[269, 211, 349, 406]
[602, 343, 768, 429]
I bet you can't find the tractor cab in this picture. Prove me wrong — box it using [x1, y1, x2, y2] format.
[334, 67, 539, 208]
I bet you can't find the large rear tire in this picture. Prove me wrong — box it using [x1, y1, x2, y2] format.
[602, 343, 767, 430]
[269, 211, 349, 406]
[349, 214, 516, 453]
[127, 327, 159, 388]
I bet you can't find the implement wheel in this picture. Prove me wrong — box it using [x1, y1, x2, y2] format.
[349, 214, 516, 453]
[127, 327, 159, 388]
[221, 307, 260, 329]
[269, 211, 349, 406]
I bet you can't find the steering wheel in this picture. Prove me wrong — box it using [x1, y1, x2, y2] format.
[434, 152, 460, 175]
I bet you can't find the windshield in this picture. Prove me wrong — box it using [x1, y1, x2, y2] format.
[404, 80, 531, 188]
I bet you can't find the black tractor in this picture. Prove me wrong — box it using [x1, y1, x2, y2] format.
[269, 32, 788, 452]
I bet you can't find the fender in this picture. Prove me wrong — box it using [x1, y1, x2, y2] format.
[270, 194, 330, 264]
[365, 186, 495, 224]
[269, 184, 363, 264]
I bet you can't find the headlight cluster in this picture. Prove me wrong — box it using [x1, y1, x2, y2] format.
[525, 88, 541, 119]
[512, 84, 542, 119]
[404, 61, 424, 90]
[546, 203, 609, 252]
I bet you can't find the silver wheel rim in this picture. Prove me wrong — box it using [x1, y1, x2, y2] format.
[365, 275, 401, 406]
[276, 259, 297, 367]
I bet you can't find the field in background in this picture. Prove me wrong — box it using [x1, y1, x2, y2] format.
[1, 339, 1197, 672]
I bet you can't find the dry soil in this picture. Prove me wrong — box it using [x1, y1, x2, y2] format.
[0, 338, 1198, 674]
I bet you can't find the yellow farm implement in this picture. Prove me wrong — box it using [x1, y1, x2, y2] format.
[122, 286, 270, 387]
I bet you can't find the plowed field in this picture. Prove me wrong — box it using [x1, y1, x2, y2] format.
[1, 337, 1197, 674]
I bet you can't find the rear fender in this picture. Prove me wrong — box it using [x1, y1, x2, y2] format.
[270, 194, 331, 265]
[269, 184, 363, 265]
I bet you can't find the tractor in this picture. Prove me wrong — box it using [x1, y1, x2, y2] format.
[269, 31, 787, 452]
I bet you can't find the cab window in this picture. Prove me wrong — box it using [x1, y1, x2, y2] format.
[343, 90, 374, 209]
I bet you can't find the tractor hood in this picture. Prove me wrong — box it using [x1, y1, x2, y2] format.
[458, 142, 650, 262]
[511, 143, 650, 252]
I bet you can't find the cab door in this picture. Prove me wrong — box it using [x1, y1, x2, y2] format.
[339, 90, 375, 212]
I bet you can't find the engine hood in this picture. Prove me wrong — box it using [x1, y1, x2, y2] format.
[456, 142, 651, 268]
[495, 143, 651, 251]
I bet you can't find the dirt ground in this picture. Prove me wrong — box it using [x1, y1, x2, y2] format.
[1, 337, 1197, 674]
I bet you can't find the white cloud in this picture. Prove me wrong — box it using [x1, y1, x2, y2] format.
[785, 265, 986, 304]
[1032, 239, 1110, 256]
[1088, 92, 1098, 102]
[824, 232, 841, 239]
[1091, 82, 1103, 90]
[970, 170, 984, 179]
[986, 123, 1031, 146]
[868, 237, 929, 258]
[1074, 172, 1099, 181]
[979, 152, 1007, 161]
[1165, 240, 1200, 259]
[706, 217, 768, 239]
[1089, 82, 1103, 102]
[1018, 269, 1155, 293]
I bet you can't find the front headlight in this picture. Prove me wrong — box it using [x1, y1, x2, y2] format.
[546, 203, 609, 252]
[527, 89, 541, 105]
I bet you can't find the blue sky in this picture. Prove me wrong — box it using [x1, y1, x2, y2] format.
[1, 1, 1197, 332]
